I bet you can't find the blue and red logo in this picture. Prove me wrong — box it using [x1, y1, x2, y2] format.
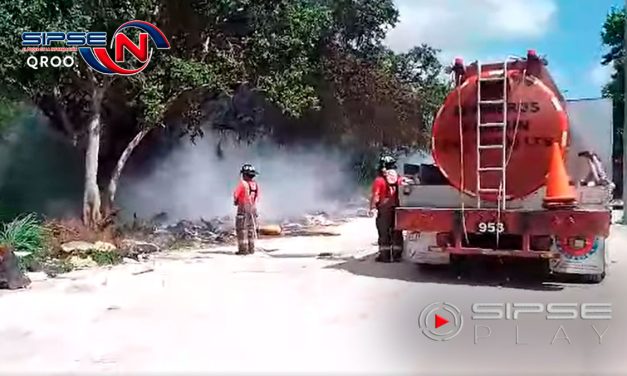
[21, 20, 169, 76]
[78, 20, 170, 76]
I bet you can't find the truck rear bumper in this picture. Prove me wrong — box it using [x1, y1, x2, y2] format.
[397, 207, 611, 257]
[396, 207, 611, 237]
[430, 246, 558, 258]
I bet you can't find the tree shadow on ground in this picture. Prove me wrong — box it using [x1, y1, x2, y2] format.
[326, 254, 568, 292]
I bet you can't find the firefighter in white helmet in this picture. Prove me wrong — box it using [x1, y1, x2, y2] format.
[233, 163, 259, 255]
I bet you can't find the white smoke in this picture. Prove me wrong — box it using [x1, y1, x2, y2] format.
[0, 114, 83, 219]
[117, 136, 358, 223]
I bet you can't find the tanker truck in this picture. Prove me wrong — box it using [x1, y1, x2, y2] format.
[398, 50, 613, 283]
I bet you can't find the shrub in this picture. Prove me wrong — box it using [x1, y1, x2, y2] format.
[0, 213, 49, 272]
[0, 213, 47, 254]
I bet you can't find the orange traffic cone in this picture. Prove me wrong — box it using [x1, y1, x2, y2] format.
[543, 142, 577, 209]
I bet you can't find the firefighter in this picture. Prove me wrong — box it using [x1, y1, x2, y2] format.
[233, 163, 259, 255]
[369, 155, 404, 262]
[578, 150, 613, 187]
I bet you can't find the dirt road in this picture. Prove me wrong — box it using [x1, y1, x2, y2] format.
[0, 217, 626, 374]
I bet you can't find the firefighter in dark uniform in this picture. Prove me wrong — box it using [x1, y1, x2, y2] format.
[369, 155, 403, 262]
[233, 164, 259, 255]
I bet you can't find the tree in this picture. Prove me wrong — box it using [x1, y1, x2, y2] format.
[0, 99, 23, 133]
[601, 6, 625, 156]
[600, 6, 625, 215]
[0, 0, 346, 224]
[384, 44, 450, 129]
[0, 0, 445, 225]
[0, 0, 162, 228]
[107, 0, 412, 207]
[105, 0, 337, 208]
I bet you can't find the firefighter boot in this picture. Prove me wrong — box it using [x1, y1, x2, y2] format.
[391, 246, 403, 262]
[391, 231, 404, 262]
[375, 246, 394, 262]
[375, 212, 393, 263]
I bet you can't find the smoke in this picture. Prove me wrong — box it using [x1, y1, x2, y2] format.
[0, 115, 83, 219]
[117, 136, 359, 223]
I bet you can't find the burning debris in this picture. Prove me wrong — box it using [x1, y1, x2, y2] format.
[161, 217, 236, 245]
[121, 209, 354, 249]
[120, 214, 238, 249]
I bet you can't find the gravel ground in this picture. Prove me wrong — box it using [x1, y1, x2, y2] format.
[0, 217, 625, 375]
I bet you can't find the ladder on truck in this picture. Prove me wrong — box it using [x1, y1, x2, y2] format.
[476, 60, 509, 209]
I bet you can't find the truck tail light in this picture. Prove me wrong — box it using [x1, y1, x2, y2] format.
[530, 235, 552, 251]
[436, 232, 453, 247]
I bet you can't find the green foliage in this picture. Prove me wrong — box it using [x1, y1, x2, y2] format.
[386, 44, 451, 127]
[0, 99, 23, 130]
[248, 1, 333, 116]
[322, 43, 442, 150]
[601, 7, 625, 102]
[600, 6, 625, 156]
[90, 250, 122, 265]
[0, 0, 445, 164]
[0, 0, 163, 143]
[326, 0, 399, 49]
[0, 213, 47, 254]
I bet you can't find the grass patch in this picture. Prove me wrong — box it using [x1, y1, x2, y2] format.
[89, 250, 122, 266]
[0, 213, 47, 254]
[0, 213, 50, 272]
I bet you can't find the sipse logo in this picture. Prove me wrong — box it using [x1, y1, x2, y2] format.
[78, 20, 170, 76]
[418, 302, 464, 341]
[471, 303, 612, 320]
[22, 32, 107, 47]
[21, 21, 169, 76]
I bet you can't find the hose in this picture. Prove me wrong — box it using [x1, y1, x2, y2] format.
[505, 68, 527, 167]
[456, 73, 469, 245]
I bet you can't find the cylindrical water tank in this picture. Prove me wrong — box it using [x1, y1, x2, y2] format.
[431, 52, 569, 201]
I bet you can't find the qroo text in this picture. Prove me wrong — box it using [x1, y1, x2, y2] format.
[471, 302, 612, 320]
[26, 55, 75, 70]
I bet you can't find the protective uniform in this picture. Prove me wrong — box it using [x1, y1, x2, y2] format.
[579, 151, 612, 187]
[233, 164, 259, 255]
[370, 156, 403, 262]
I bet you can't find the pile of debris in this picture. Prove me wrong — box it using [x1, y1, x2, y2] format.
[277, 211, 343, 237]
[121, 197, 380, 248]
[122, 210, 347, 247]
[121, 214, 236, 249]
[159, 217, 236, 245]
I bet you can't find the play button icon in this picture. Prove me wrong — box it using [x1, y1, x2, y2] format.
[418, 302, 463, 341]
[435, 314, 449, 329]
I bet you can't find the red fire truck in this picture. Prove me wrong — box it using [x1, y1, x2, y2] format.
[397, 50, 613, 283]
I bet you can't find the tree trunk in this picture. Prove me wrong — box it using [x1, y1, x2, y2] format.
[106, 128, 151, 209]
[83, 87, 104, 229]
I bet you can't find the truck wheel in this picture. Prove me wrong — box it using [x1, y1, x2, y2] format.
[580, 272, 605, 284]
